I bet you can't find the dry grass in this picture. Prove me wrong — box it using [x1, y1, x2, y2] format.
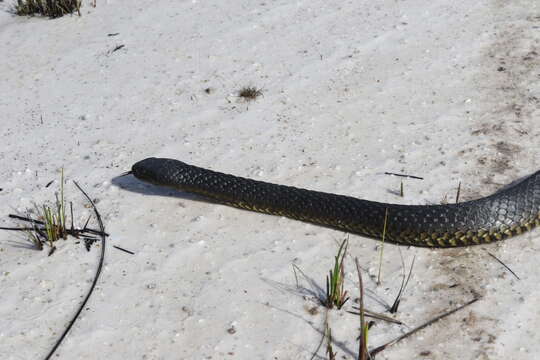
[238, 86, 263, 101]
[14, 0, 81, 18]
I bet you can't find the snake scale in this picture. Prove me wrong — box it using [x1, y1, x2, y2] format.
[132, 157, 540, 247]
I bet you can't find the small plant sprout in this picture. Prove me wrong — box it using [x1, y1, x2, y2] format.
[355, 258, 369, 360]
[389, 254, 416, 314]
[39, 168, 68, 250]
[238, 86, 263, 102]
[325, 237, 349, 309]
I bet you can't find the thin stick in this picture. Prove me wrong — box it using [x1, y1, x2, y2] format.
[487, 251, 520, 280]
[0, 226, 38, 231]
[455, 181, 461, 204]
[113, 245, 135, 255]
[369, 297, 479, 357]
[82, 227, 110, 237]
[384, 172, 423, 180]
[82, 215, 91, 231]
[111, 44, 125, 53]
[44, 181, 106, 360]
[400, 181, 404, 197]
[376, 208, 389, 285]
[347, 308, 403, 325]
[9, 214, 45, 225]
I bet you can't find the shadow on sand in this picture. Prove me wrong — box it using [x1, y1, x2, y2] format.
[111, 171, 218, 205]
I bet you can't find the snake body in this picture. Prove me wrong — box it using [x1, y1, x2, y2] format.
[132, 158, 540, 247]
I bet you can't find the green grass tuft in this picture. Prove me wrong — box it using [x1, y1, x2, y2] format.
[325, 237, 349, 309]
[33, 169, 68, 252]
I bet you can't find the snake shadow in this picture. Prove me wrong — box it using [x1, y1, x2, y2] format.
[111, 172, 217, 204]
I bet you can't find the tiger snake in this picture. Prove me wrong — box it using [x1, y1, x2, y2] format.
[131, 158, 540, 248]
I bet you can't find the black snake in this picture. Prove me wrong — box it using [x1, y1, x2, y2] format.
[131, 158, 540, 247]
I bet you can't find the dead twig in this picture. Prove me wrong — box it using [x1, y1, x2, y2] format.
[348, 308, 403, 325]
[486, 251, 520, 280]
[455, 181, 461, 204]
[0, 226, 40, 231]
[369, 297, 480, 358]
[384, 172, 423, 180]
[111, 44, 125, 53]
[9, 213, 45, 225]
[113, 245, 135, 255]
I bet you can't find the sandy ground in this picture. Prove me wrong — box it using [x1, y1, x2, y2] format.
[0, 0, 539, 359]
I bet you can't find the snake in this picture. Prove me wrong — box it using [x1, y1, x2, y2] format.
[131, 157, 540, 248]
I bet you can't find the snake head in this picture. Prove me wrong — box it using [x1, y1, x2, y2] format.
[132, 157, 189, 187]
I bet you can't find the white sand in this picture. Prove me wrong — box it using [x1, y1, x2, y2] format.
[1, 0, 539, 359]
